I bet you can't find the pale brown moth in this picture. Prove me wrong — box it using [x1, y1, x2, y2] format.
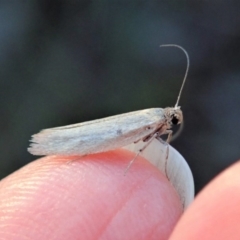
[28, 44, 189, 170]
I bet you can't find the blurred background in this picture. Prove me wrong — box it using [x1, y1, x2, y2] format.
[0, 1, 240, 193]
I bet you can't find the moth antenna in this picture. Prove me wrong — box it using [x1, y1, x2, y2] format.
[160, 44, 189, 108]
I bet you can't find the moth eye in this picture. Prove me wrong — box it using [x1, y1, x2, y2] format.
[171, 116, 179, 125]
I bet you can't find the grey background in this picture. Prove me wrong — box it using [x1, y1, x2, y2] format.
[1, 1, 240, 193]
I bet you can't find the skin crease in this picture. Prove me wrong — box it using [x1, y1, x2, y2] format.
[0, 149, 182, 240]
[170, 161, 240, 240]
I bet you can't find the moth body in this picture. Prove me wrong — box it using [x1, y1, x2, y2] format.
[28, 44, 188, 157]
[28, 107, 182, 156]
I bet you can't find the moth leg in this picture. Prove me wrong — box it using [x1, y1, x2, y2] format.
[134, 126, 156, 143]
[166, 130, 173, 143]
[134, 132, 152, 144]
[134, 138, 142, 144]
[124, 132, 159, 175]
[157, 130, 172, 179]
[134, 134, 152, 144]
[158, 138, 169, 176]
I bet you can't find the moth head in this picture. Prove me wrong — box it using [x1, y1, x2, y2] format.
[165, 107, 183, 126]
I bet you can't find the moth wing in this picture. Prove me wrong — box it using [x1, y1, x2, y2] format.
[28, 108, 165, 156]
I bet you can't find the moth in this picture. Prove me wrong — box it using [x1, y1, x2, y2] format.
[28, 45, 189, 161]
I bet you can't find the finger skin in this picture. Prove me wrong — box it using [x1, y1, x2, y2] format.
[170, 161, 240, 240]
[0, 149, 182, 240]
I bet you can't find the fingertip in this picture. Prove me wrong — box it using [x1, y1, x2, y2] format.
[0, 149, 182, 240]
[170, 160, 240, 240]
